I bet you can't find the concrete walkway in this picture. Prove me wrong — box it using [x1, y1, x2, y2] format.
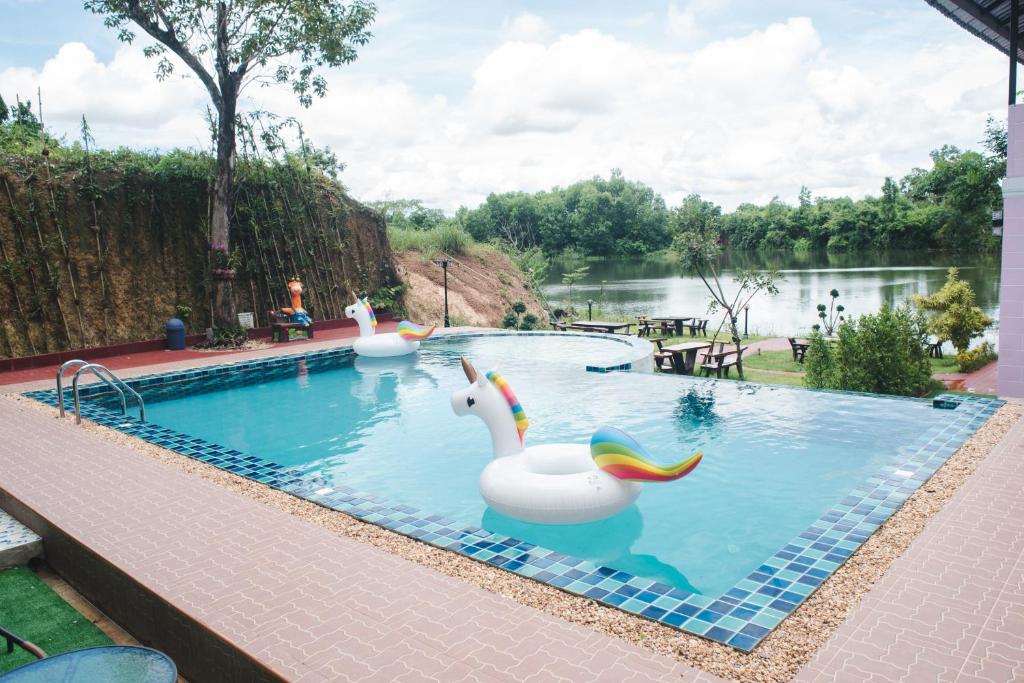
[0, 398, 716, 682]
[797, 405, 1024, 682]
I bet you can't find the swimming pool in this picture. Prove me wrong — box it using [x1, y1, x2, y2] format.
[30, 332, 1000, 651]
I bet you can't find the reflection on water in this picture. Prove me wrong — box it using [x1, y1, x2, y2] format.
[543, 250, 1001, 341]
[482, 506, 701, 593]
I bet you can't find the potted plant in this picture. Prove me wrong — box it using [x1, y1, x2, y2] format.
[211, 242, 241, 280]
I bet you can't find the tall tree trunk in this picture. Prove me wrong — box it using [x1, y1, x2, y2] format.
[211, 86, 238, 330]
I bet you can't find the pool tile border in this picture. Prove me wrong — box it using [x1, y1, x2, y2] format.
[25, 337, 1001, 652]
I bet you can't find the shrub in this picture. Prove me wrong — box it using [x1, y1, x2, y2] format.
[520, 313, 538, 330]
[387, 223, 473, 256]
[955, 341, 997, 373]
[435, 223, 471, 255]
[501, 312, 518, 329]
[804, 303, 933, 396]
[912, 267, 992, 354]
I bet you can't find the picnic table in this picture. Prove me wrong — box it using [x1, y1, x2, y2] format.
[569, 320, 634, 334]
[649, 316, 695, 336]
[660, 341, 712, 375]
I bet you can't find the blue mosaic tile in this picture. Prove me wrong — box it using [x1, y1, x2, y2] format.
[24, 346, 1002, 653]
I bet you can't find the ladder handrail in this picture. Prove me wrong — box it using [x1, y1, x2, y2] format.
[56, 359, 90, 418]
[71, 364, 145, 425]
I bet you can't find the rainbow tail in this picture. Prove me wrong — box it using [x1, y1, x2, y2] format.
[397, 320, 436, 341]
[591, 426, 702, 483]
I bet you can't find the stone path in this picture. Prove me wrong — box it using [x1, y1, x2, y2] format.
[0, 398, 717, 682]
[796, 403, 1024, 682]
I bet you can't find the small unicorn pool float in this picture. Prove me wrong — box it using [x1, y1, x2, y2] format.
[450, 357, 703, 525]
[344, 292, 436, 357]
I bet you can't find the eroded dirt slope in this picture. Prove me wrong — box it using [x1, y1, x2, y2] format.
[395, 248, 547, 328]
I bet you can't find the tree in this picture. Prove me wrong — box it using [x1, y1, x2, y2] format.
[86, 0, 376, 328]
[672, 230, 781, 379]
[912, 266, 992, 354]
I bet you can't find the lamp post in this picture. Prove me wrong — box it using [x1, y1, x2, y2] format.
[587, 299, 595, 321]
[432, 258, 454, 327]
[743, 305, 749, 338]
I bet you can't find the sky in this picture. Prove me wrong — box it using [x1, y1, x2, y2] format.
[0, 0, 1011, 212]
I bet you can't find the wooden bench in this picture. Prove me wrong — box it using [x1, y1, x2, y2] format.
[700, 343, 749, 378]
[647, 337, 675, 372]
[637, 317, 658, 337]
[687, 318, 709, 337]
[788, 337, 810, 362]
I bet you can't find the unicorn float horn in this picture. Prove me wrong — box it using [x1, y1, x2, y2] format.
[590, 426, 702, 482]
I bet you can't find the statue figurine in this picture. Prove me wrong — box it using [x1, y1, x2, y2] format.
[280, 277, 312, 325]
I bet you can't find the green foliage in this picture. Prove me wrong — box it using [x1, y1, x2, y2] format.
[387, 223, 472, 256]
[501, 301, 537, 330]
[84, 1, 376, 108]
[912, 267, 992, 354]
[561, 265, 589, 306]
[672, 229, 781, 378]
[369, 198, 446, 230]
[804, 304, 934, 396]
[174, 304, 193, 320]
[198, 325, 249, 349]
[813, 288, 845, 335]
[435, 223, 471, 255]
[955, 341, 997, 373]
[368, 283, 406, 316]
[453, 169, 669, 256]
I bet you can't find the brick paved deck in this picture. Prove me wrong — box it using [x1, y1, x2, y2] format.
[796, 403, 1024, 683]
[0, 398, 716, 682]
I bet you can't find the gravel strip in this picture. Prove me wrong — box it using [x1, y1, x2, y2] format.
[10, 393, 1019, 683]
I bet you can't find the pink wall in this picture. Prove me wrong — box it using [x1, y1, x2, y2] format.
[998, 104, 1024, 396]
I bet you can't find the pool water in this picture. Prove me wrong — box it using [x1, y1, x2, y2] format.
[129, 334, 959, 597]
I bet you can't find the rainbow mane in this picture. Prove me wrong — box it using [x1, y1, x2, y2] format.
[397, 320, 436, 341]
[486, 371, 528, 445]
[361, 298, 377, 328]
[591, 426, 702, 483]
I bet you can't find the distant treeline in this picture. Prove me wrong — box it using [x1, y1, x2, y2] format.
[373, 119, 1006, 256]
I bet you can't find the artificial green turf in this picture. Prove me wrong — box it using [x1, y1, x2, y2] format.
[0, 567, 113, 673]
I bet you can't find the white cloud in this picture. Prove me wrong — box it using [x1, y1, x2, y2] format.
[667, 0, 731, 41]
[501, 12, 550, 43]
[1, 42, 208, 148]
[0, 14, 1005, 213]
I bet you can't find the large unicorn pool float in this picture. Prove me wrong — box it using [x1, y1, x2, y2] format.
[344, 292, 435, 357]
[450, 357, 703, 524]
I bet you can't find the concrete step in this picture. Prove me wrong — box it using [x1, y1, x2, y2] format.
[0, 509, 42, 569]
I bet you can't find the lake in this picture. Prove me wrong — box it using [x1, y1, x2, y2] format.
[542, 251, 1001, 342]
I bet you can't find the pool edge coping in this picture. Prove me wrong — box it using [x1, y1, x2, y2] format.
[21, 331, 1003, 653]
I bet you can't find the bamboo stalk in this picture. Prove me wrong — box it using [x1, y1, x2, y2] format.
[6, 175, 67, 350]
[38, 89, 87, 346]
[0, 178, 38, 355]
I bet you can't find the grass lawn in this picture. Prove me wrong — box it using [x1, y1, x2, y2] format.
[742, 349, 804, 373]
[928, 355, 960, 374]
[0, 566, 112, 672]
[737, 368, 806, 387]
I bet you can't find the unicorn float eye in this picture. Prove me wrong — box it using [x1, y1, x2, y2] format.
[466, 396, 476, 408]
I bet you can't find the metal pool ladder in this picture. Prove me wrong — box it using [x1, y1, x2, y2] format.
[56, 360, 145, 424]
